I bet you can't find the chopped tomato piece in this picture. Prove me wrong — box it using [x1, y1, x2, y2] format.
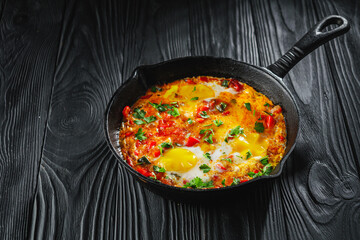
[154, 149, 161, 157]
[240, 179, 248, 183]
[254, 169, 259, 174]
[185, 137, 200, 147]
[134, 150, 139, 156]
[265, 115, 276, 128]
[122, 106, 131, 118]
[135, 140, 141, 148]
[222, 111, 230, 116]
[137, 167, 152, 177]
[279, 136, 285, 141]
[230, 79, 244, 92]
[196, 118, 205, 123]
[125, 132, 133, 137]
[216, 164, 227, 171]
[198, 105, 209, 112]
[126, 157, 134, 167]
[140, 94, 152, 99]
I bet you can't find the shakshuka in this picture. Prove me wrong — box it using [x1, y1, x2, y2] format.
[119, 76, 286, 189]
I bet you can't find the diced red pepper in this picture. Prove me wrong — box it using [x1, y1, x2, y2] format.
[254, 169, 259, 174]
[230, 79, 244, 92]
[154, 149, 161, 157]
[126, 157, 134, 167]
[216, 164, 227, 171]
[198, 105, 209, 112]
[122, 106, 131, 118]
[137, 167, 152, 177]
[209, 99, 216, 109]
[199, 76, 208, 82]
[265, 115, 276, 128]
[134, 150, 139, 156]
[186, 78, 196, 84]
[125, 132, 133, 137]
[222, 111, 230, 116]
[185, 137, 200, 147]
[279, 136, 285, 141]
[140, 94, 152, 99]
[271, 105, 282, 114]
[240, 179, 248, 183]
[129, 119, 134, 125]
[196, 118, 205, 123]
[148, 141, 156, 150]
[136, 140, 141, 148]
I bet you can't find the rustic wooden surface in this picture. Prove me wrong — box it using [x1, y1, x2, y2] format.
[1, 0, 359, 239]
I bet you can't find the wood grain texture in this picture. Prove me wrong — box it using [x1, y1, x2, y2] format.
[0, 0, 63, 239]
[0, 0, 358, 239]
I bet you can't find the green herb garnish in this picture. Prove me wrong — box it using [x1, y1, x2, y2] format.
[203, 152, 211, 160]
[134, 120, 145, 125]
[153, 165, 166, 173]
[190, 97, 199, 101]
[168, 107, 180, 117]
[199, 164, 211, 173]
[149, 102, 167, 112]
[193, 86, 196, 92]
[203, 123, 213, 127]
[135, 128, 147, 141]
[244, 102, 251, 111]
[221, 80, 229, 88]
[222, 179, 226, 187]
[187, 118, 194, 124]
[260, 156, 269, 165]
[137, 156, 150, 165]
[225, 125, 244, 142]
[199, 111, 209, 118]
[151, 86, 162, 92]
[264, 103, 270, 107]
[247, 164, 273, 178]
[216, 102, 227, 112]
[183, 177, 214, 189]
[231, 178, 240, 186]
[143, 115, 157, 123]
[204, 134, 213, 144]
[254, 122, 264, 133]
[246, 150, 252, 159]
[159, 142, 173, 155]
[133, 108, 146, 119]
[264, 111, 273, 116]
[222, 158, 232, 163]
[213, 119, 223, 127]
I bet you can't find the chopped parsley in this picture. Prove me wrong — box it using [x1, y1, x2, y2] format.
[264, 103, 270, 107]
[200, 128, 214, 135]
[133, 108, 146, 119]
[231, 178, 240, 186]
[193, 86, 196, 92]
[151, 86, 162, 92]
[167, 107, 180, 117]
[247, 164, 273, 178]
[254, 122, 264, 133]
[149, 102, 167, 112]
[137, 156, 150, 165]
[204, 134, 213, 144]
[213, 119, 223, 127]
[246, 150, 252, 159]
[199, 164, 211, 173]
[133, 107, 156, 123]
[159, 142, 173, 155]
[203, 123, 213, 127]
[199, 111, 210, 118]
[135, 128, 147, 141]
[216, 102, 227, 112]
[200, 128, 214, 144]
[153, 165, 166, 173]
[183, 177, 214, 189]
[225, 125, 244, 142]
[190, 97, 199, 101]
[134, 119, 145, 125]
[222, 179, 226, 187]
[253, 109, 255, 116]
[222, 158, 232, 163]
[221, 80, 229, 87]
[203, 152, 211, 160]
[260, 156, 269, 165]
[244, 102, 251, 111]
[187, 118, 194, 124]
[264, 111, 273, 116]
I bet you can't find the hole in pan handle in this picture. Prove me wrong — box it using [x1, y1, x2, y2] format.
[267, 15, 350, 79]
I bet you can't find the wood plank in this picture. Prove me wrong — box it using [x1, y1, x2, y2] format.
[252, 0, 360, 239]
[0, 0, 63, 238]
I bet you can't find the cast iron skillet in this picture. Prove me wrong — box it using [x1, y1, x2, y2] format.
[105, 15, 349, 202]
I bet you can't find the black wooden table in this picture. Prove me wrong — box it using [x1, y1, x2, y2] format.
[1, 0, 359, 239]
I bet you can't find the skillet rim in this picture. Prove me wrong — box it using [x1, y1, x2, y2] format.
[104, 56, 300, 193]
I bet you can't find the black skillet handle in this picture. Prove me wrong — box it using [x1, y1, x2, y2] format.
[267, 15, 350, 79]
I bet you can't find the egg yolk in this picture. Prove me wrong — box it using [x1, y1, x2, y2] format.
[230, 133, 268, 157]
[178, 84, 215, 100]
[157, 148, 198, 173]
